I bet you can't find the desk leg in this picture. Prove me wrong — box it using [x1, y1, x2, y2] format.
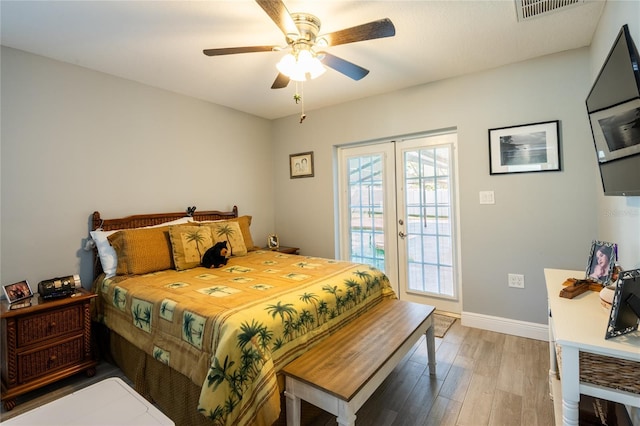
[284, 380, 301, 426]
[426, 320, 437, 376]
[560, 346, 580, 426]
[548, 309, 558, 399]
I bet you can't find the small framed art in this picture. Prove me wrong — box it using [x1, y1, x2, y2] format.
[3, 280, 33, 304]
[290, 151, 314, 179]
[267, 234, 279, 250]
[488, 120, 560, 175]
[586, 240, 617, 285]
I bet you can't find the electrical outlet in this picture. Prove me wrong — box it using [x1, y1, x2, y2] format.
[508, 273, 525, 288]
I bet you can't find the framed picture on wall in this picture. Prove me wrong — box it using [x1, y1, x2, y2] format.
[290, 151, 314, 179]
[585, 240, 617, 285]
[488, 120, 561, 175]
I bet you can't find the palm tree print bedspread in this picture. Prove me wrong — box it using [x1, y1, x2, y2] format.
[93, 250, 396, 426]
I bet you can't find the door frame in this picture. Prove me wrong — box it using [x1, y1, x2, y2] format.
[336, 131, 462, 313]
[395, 133, 462, 313]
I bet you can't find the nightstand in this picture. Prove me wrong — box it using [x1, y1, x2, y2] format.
[267, 246, 299, 255]
[1, 289, 98, 411]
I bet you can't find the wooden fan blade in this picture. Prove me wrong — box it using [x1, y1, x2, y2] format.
[271, 73, 290, 89]
[255, 0, 300, 38]
[203, 46, 276, 56]
[319, 52, 370, 81]
[323, 18, 395, 47]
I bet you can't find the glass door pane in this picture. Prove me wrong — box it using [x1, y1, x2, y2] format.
[347, 153, 386, 271]
[404, 146, 454, 296]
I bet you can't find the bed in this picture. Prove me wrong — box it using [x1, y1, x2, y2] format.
[89, 206, 396, 426]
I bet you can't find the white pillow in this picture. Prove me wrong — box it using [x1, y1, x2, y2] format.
[91, 217, 192, 278]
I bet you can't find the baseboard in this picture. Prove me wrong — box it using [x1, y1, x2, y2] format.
[461, 311, 548, 341]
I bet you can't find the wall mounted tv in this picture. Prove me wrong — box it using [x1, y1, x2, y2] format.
[586, 24, 640, 196]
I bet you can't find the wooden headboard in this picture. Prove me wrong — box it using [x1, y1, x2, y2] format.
[90, 206, 238, 278]
[91, 205, 238, 231]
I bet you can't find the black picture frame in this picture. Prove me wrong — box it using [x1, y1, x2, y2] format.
[488, 120, 561, 174]
[605, 269, 640, 339]
[585, 240, 617, 285]
[2, 280, 33, 304]
[289, 151, 314, 179]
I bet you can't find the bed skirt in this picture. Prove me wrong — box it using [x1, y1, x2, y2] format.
[107, 330, 216, 426]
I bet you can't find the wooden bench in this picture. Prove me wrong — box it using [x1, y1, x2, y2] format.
[282, 299, 436, 426]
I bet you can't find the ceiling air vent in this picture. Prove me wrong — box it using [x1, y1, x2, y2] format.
[515, 0, 584, 21]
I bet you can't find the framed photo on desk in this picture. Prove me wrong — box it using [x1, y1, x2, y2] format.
[586, 240, 617, 285]
[606, 269, 640, 339]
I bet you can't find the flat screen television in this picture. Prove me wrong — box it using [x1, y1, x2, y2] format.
[586, 24, 640, 196]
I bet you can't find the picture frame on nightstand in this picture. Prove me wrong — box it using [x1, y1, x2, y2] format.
[2, 280, 33, 304]
[267, 234, 279, 250]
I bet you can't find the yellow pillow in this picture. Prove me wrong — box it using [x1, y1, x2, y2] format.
[203, 221, 247, 256]
[233, 216, 258, 251]
[107, 226, 174, 276]
[169, 225, 214, 270]
[191, 216, 258, 251]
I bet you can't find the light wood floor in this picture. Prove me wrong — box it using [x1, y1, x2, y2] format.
[1, 319, 555, 425]
[285, 318, 554, 426]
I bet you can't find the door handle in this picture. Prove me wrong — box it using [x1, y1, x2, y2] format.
[399, 232, 407, 239]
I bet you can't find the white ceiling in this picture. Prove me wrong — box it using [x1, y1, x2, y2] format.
[0, 0, 605, 120]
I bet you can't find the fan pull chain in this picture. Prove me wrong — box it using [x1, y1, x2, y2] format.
[293, 81, 306, 124]
[299, 82, 306, 123]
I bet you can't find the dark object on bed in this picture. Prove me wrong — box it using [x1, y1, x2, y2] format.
[201, 241, 229, 268]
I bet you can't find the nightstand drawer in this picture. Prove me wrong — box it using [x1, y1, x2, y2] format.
[18, 336, 84, 383]
[16, 305, 83, 348]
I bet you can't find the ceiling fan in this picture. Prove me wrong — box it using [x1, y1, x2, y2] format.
[203, 0, 396, 89]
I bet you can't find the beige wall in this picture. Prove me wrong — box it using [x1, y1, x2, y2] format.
[0, 47, 275, 288]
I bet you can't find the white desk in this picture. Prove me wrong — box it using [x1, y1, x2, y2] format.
[2, 377, 174, 425]
[545, 268, 640, 426]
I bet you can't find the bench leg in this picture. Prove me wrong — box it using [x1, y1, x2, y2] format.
[337, 401, 357, 426]
[284, 390, 301, 426]
[426, 324, 436, 376]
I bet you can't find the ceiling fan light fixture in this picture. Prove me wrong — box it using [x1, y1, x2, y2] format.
[276, 48, 326, 81]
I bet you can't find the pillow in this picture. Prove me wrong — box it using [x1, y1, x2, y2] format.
[108, 226, 175, 275]
[191, 216, 258, 251]
[203, 221, 248, 256]
[168, 225, 215, 271]
[234, 216, 258, 251]
[91, 217, 191, 278]
[90, 229, 119, 277]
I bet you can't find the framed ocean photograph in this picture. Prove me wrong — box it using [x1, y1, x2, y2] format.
[489, 120, 560, 175]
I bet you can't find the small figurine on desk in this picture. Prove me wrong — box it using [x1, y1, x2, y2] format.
[559, 279, 592, 299]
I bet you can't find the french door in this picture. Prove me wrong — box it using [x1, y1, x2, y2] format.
[338, 132, 460, 313]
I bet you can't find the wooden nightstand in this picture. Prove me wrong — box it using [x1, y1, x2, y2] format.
[266, 246, 299, 255]
[1, 289, 98, 411]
